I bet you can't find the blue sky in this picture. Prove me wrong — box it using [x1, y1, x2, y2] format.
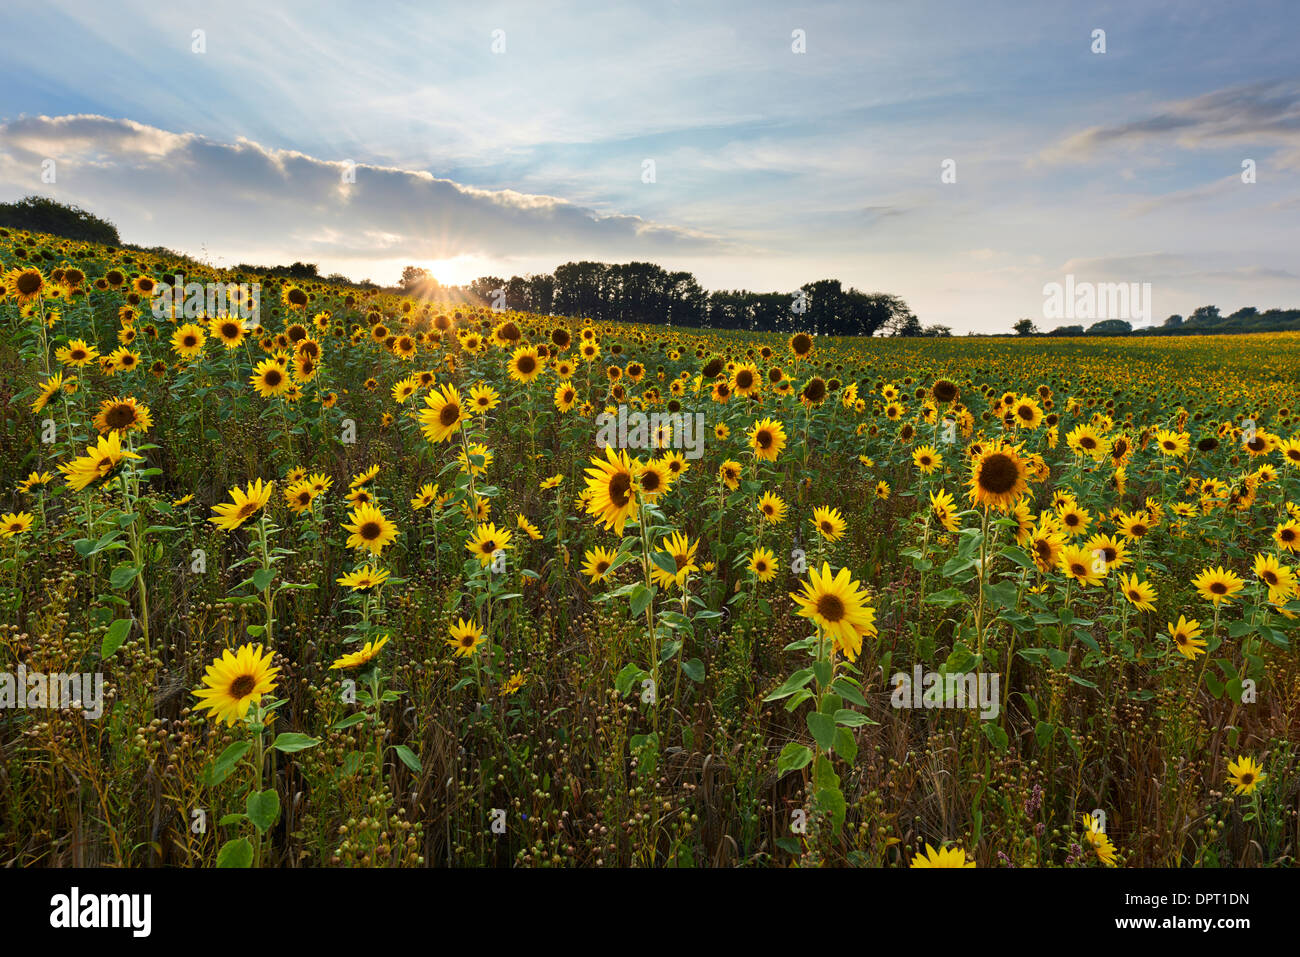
[2, 0, 1298, 331]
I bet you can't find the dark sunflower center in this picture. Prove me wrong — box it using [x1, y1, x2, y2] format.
[608, 472, 632, 507]
[737, 371, 753, 389]
[439, 403, 461, 426]
[360, 521, 382, 540]
[230, 675, 256, 698]
[641, 471, 662, 492]
[815, 593, 846, 622]
[1210, 582, 1227, 594]
[757, 430, 772, 449]
[106, 405, 134, 428]
[221, 322, 239, 338]
[978, 453, 1019, 494]
[265, 370, 282, 386]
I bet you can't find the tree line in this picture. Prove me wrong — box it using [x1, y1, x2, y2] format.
[405, 261, 945, 337]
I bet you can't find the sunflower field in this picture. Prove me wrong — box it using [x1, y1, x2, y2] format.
[2, 228, 1299, 869]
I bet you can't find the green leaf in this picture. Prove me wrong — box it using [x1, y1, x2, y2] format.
[109, 563, 140, 590]
[270, 732, 320, 753]
[252, 567, 276, 592]
[204, 741, 251, 786]
[806, 711, 836, 752]
[776, 742, 813, 777]
[216, 837, 254, 868]
[681, 658, 705, 683]
[332, 713, 367, 730]
[391, 744, 422, 773]
[763, 668, 814, 702]
[100, 618, 133, 658]
[833, 726, 858, 763]
[980, 722, 1009, 752]
[245, 789, 280, 834]
[833, 708, 876, 727]
[629, 584, 656, 618]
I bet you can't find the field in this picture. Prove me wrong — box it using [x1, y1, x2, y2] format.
[2, 231, 1299, 869]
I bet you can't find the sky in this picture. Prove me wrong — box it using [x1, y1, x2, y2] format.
[1, 0, 1298, 333]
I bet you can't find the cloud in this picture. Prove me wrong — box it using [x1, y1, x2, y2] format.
[0, 114, 734, 266]
[1034, 80, 1300, 168]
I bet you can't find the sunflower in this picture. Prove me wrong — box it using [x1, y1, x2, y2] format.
[1066, 424, 1108, 461]
[1226, 755, 1266, 795]
[554, 380, 578, 412]
[56, 338, 99, 367]
[16, 471, 53, 494]
[1011, 396, 1043, 429]
[249, 358, 291, 398]
[329, 635, 390, 670]
[410, 482, 439, 510]
[508, 346, 544, 385]
[1167, 615, 1206, 660]
[581, 545, 619, 583]
[788, 331, 814, 360]
[748, 546, 778, 582]
[336, 565, 391, 592]
[192, 643, 279, 726]
[1029, 516, 1066, 573]
[0, 511, 34, 538]
[1274, 519, 1300, 555]
[171, 323, 207, 359]
[718, 459, 743, 491]
[502, 671, 527, 695]
[1191, 566, 1245, 606]
[468, 383, 501, 414]
[929, 488, 959, 532]
[284, 480, 317, 513]
[811, 505, 847, 542]
[466, 522, 512, 566]
[210, 315, 247, 349]
[418, 383, 467, 444]
[1154, 428, 1190, 458]
[968, 445, 1029, 511]
[446, 617, 485, 658]
[1081, 814, 1117, 867]
[909, 843, 975, 868]
[583, 447, 639, 534]
[1119, 573, 1157, 612]
[1056, 502, 1091, 539]
[649, 530, 699, 589]
[747, 417, 787, 462]
[209, 479, 274, 531]
[800, 377, 828, 408]
[1082, 533, 1129, 573]
[789, 562, 877, 660]
[731, 363, 762, 398]
[59, 431, 142, 492]
[636, 458, 672, 501]
[758, 490, 787, 524]
[93, 396, 153, 435]
[30, 371, 71, 413]
[912, 445, 942, 474]
[3, 264, 51, 304]
[875, 480, 891, 500]
[457, 442, 494, 478]
[1058, 545, 1104, 587]
[343, 503, 398, 555]
[517, 514, 543, 541]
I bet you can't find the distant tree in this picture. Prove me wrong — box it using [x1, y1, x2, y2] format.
[0, 195, 120, 244]
[400, 266, 435, 291]
[1086, 319, 1132, 335]
[1186, 305, 1221, 327]
[922, 324, 953, 337]
[1047, 324, 1086, 336]
[1162, 313, 1184, 329]
[1013, 318, 1038, 336]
